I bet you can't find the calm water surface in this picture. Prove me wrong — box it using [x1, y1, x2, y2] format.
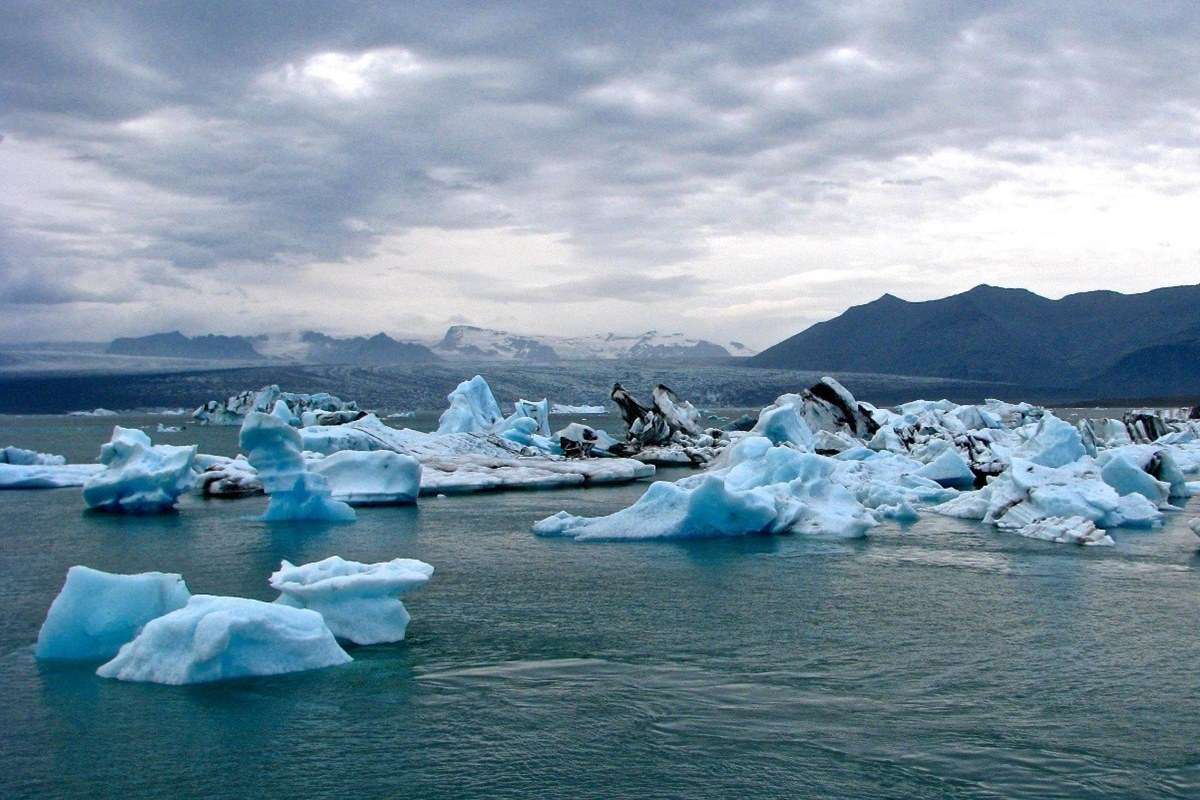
[1, 414, 1198, 799]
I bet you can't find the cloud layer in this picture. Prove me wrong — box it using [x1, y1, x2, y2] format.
[2, 1, 1199, 345]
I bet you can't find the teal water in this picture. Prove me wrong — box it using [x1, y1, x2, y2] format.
[1, 416, 1199, 799]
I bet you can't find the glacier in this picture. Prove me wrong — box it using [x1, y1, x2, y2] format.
[96, 595, 351, 684]
[270, 556, 434, 645]
[82, 427, 196, 512]
[36, 566, 191, 661]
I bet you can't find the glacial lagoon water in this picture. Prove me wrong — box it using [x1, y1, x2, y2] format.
[1, 413, 1199, 799]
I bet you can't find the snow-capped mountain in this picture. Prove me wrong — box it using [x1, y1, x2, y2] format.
[432, 325, 755, 362]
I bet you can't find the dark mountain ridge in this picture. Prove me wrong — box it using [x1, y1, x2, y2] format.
[751, 284, 1200, 394]
[107, 331, 262, 360]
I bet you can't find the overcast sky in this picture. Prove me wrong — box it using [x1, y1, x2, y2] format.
[2, 1, 1199, 347]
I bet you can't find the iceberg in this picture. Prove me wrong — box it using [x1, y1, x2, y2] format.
[556, 423, 620, 458]
[534, 436, 877, 541]
[82, 427, 196, 512]
[1, 445, 65, 466]
[0, 463, 103, 489]
[196, 456, 263, 498]
[551, 404, 607, 415]
[239, 406, 355, 522]
[36, 566, 191, 661]
[193, 385, 360, 427]
[96, 595, 351, 684]
[437, 375, 505, 434]
[269, 556, 433, 645]
[68, 408, 119, 417]
[513, 399, 551, 437]
[309, 450, 421, 505]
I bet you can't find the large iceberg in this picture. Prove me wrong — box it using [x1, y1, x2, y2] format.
[269, 556, 433, 645]
[535, 436, 877, 541]
[437, 375, 505, 434]
[96, 595, 351, 684]
[82, 427, 196, 512]
[239, 406, 355, 522]
[309, 450, 421, 505]
[36, 566, 191, 661]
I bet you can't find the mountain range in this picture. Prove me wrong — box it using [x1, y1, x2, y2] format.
[431, 325, 753, 362]
[750, 284, 1200, 395]
[97, 326, 754, 366]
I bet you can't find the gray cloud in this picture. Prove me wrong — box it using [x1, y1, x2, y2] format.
[2, 1, 1199, 342]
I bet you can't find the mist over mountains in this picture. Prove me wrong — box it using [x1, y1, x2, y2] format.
[89, 326, 753, 366]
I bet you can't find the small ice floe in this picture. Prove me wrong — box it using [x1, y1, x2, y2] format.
[551, 404, 607, 415]
[309, 450, 421, 505]
[155, 423, 181, 433]
[83, 427, 196, 512]
[36, 566, 191, 661]
[269, 556, 433, 645]
[96, 596, 351, 684]
[1, 445, 66, 466]
[386, 410, 416, 419]
[68, 408, 119, 417]
[239, 405, 355, 521]
[0, 463, 103, 489]
[195, 455, 263, 498]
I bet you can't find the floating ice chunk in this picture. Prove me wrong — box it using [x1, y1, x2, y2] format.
[193, 385, 360, 427]
[556, 423, 620, 456]
[749, 399, 814, 449]
[916, 449, 976, 489]
[1078, 418, 1133, 453]
[1096, 444, 1189, 500]
[269, 556, 433, 645]
[68, 408, 118, 417]
[437, 375, 504, 434]
[534, 475, 778, 541]
[239, 411, 355, 522]
[651, 384, 703, 436]
[535, 436, 877, 541]
[96, 595, 351, 684]
[1012, 414, 1086, 468]
[1190, 519, 1200, 538]
[196, 456, 262, 498]
[154, 423, 181, 434]
[1, 446, 65, 466]
[1008, 516, 1114, 546]
[0, 463, 103, 489]
[551, 404, 607, 415]
[513, 399, 551, 437]
[1099, 452, 1172, 506]
[83, 427, 196, 512]
[309, 450, 421, 505]
[36, 566, 191, 661]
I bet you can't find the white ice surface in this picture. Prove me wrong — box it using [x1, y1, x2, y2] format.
[36, 566, 191, 660]
[270, 556, 433, 645]
[96, 595, 351, 684]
